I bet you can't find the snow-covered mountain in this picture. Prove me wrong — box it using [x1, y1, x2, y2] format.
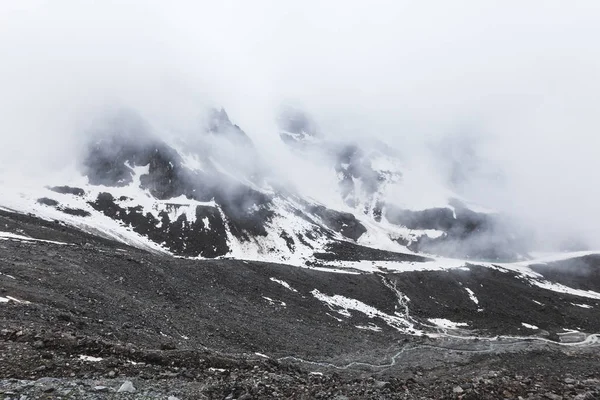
[0, 107, 535, 266]
[2, 107, 600, 382]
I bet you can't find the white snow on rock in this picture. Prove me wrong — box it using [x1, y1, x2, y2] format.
[0, 296, 30, 304]
[571, 303, 593, 309]
[179, 152, 204, 172]
[326, 313, 344, 322]
[316, 252, 600, 302]
[521, 323, 539, 330]
[428, 318, 469, 329]
[353, 213, 443, 254]
[0, 272, 16, 280]
[79, 355, 103, 362]
[222, 197, 330, 266]
[314, 251, 600, 282]
[307, 266, 361, 275]
[527, 279, 600, 300]
[270, 277, 298, 292]
[0, 231, 70, 245]
[465, 288, 479, 305]
[320, 256, 469, 274]
[355, 323, 382, 332]
[2, 153, 600, 316]
[311, 289, 422, 335]
[0, 177, 170, 254]
[262, 296, 286, 307]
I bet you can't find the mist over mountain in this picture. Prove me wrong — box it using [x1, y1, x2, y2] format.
[3, 3, 600, 398]
[1, 1, 600, 251]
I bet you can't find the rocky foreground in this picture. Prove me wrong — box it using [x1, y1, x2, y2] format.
[1, 327, 600, 399]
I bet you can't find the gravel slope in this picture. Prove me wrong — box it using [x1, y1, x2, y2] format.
[1, 210, 600, 399]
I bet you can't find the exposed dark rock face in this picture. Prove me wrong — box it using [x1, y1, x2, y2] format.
[37, 197, 59, 207]
[280, 230, 295, 251]
[385, 201, 527, 261]
[83, 111, 165, 187]
[212, 184, 274, 240]
[77, 107, 535, 262]
[37, 198, 91, 218]
[276, 107, 531, 261]
[61, 208, 91, 217]
[81, 110, 279, 250]
[334, 144, 384, 208]
[314, 240, 431, 262]
[386, 206, 457, 231]
[49, 186, 86, 196]
[89, 192, 230, 257]
[208, 108, 254, 147]
[336, 145, 389, 187]
[278, 109, 400, 217]
[79, 109, 406, 258]
[530, 255, 600, 291]
[308, 205, 367, 240]
[138, 148, 185, 200]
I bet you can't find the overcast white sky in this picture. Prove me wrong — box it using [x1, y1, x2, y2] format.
[1, 1, 599, 247]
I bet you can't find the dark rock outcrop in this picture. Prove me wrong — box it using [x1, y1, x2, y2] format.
[386, 201, 527, 261]
[49, 186, 86, 196]
[89, 192, 230, 257]
[308, 205, 367, 241]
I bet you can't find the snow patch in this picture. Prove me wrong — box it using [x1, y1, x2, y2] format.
[262, 296, 286, 307]
[527, 279, 600, 300]
[464, 288, 479, 305]
[428, 318, 469, 329]
[0, 177, 171, 254]
[571, 303, 593, 309]
[311, 289, 421, 335]
[355, 323, 382, 332]
[326, 313, 344, 322]
[321, 256, 468, 274]
[270, 277, 298, 292]
[224, 197, 329, 266]
[0, 272, 16, 280]
[0, 296, 30, 304]
[521, 323, 539, 330]
[79, 355, 103, 362]
[0, 231, 70, 245]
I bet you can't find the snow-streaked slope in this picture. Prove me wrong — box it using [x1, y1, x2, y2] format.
[311, 250, 600, 300]
[311, 289, 423, 335]
[0, 107, 561, 268]
[0, 174, 169, 253]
